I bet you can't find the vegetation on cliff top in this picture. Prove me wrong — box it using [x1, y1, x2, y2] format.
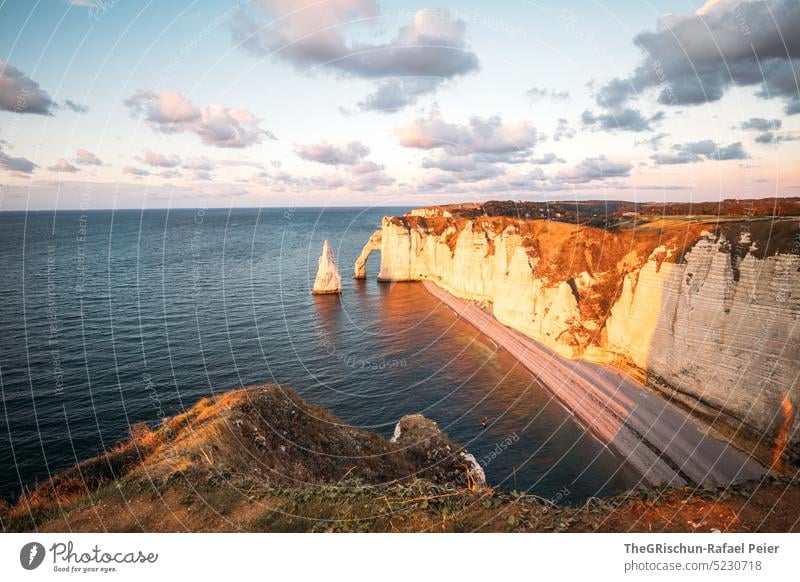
[2, 385, 798, 533]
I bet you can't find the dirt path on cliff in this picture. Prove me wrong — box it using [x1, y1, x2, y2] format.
[422, 280, 767, 488]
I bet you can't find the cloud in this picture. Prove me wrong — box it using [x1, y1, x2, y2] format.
[183, 157, 214, 171]
[350, 159, 383, 174]
[415, 167, 545, 193]
[755, 131, 800, 143]
[741, 117, 782, 131]
[142, 149, 181, 168]
[0, 145, 37, 173]
[553, 118, 575, 141]
[191, 171, 213, 181]
[396, 110, 538, 157]
[123, 165, 150, 177]
[556, 156, 633, 183]
[595, 0, 800, 115]
[635, 132, 669, 150]
[526, 86, 570, 102]
[75, 148, 102, 165]
[48, 159, 80, 173]
[250, 161, 395, 193]
[420, 153, 507, 183]
[581, 107, 664, 132]
[0, 60, 56, 115]
[530, 152, 564, 164]
[310, 174, 346, 189]
[64, 99, 88, 114]
[756, 131, 776, 143]
[296, 140, 370, 165]
[357, 77, 440, 112]
[652, 139, 748, 164]
[422, 153, 482, 172]
[351, 169, 395, 191]
[447, 165, 505, 183]
[124, 89, 274, 147]
[232, 4, 479, 111]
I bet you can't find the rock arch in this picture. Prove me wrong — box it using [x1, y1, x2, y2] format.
[354, 230, 381, 279]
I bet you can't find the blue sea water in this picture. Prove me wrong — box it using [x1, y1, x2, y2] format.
[0, 207, 638, 504]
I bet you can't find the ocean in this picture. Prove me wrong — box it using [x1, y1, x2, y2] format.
[0, 207, 638, 503]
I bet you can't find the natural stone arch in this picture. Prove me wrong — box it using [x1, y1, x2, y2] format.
[354, 230, 381, 279]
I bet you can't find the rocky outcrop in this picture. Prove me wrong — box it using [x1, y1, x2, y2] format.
[312, 240, 342, 295]
[6, 384, 799, 532]
[353, 230, 381, 279]
[370, 207, 800, 469]
[8, 385, 488, 513]
[391, 414, 486, 489]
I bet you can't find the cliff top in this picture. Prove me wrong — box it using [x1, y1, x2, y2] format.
[436, 198, 800, 223]
[1, 385, 483, 531]
[2, 385, 798, 532]
[391, 200, 800, 260]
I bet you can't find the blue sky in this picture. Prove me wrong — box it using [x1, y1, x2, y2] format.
[1, 0, 798, 209]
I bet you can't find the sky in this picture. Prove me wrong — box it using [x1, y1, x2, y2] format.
[0, 0, 799, 210]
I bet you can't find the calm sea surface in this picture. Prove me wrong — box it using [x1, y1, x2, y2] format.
[0, 208, 638, 503]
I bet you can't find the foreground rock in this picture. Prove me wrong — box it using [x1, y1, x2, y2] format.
[3, 384, 798, 532]
[312, 240, 342, 295]
[1, 385, 488, 532]
[391, 414, 486, 490]
[368, 201, 800, 471]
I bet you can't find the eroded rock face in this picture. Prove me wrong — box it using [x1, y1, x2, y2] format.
[312, 240, 342, 295]
[605, 235, 800, 465]
[372, 208, 800, 467]
[391, 414, 487, 489]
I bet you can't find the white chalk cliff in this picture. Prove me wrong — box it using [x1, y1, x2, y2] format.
[362, 208, 800, 468]
[312, 240, 342, 295]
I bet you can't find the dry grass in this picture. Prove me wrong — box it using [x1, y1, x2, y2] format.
[1, 385, 488, 531]
[3, 384, 799, 532]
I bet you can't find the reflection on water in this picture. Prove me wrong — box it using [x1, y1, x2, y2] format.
[0, 208, 638, 503]
[312, 279, 640, 500]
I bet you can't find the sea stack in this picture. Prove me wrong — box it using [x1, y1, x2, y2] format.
[312, 240, 342, 295]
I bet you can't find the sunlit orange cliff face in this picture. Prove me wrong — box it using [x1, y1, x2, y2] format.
[357, 201, 800, 471]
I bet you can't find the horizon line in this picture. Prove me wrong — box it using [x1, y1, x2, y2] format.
[3, 195, 800, 213]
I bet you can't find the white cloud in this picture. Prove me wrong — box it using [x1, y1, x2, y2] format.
[396, 110, 538, 157]
[232, 4, 479, 111]
[557, 156, 632, 183]
[296, 141, 370, 165]
[652, 140, 748, 164]
[142, 149, 181, 168]
[124, 89, 274, 148]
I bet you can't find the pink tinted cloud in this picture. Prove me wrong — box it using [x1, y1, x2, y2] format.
[124, 89, 274, 148]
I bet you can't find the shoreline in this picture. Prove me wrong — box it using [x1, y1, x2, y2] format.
[422, 280, 767, 487]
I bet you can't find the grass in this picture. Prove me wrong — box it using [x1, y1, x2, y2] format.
[4, 384, 800, 533]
